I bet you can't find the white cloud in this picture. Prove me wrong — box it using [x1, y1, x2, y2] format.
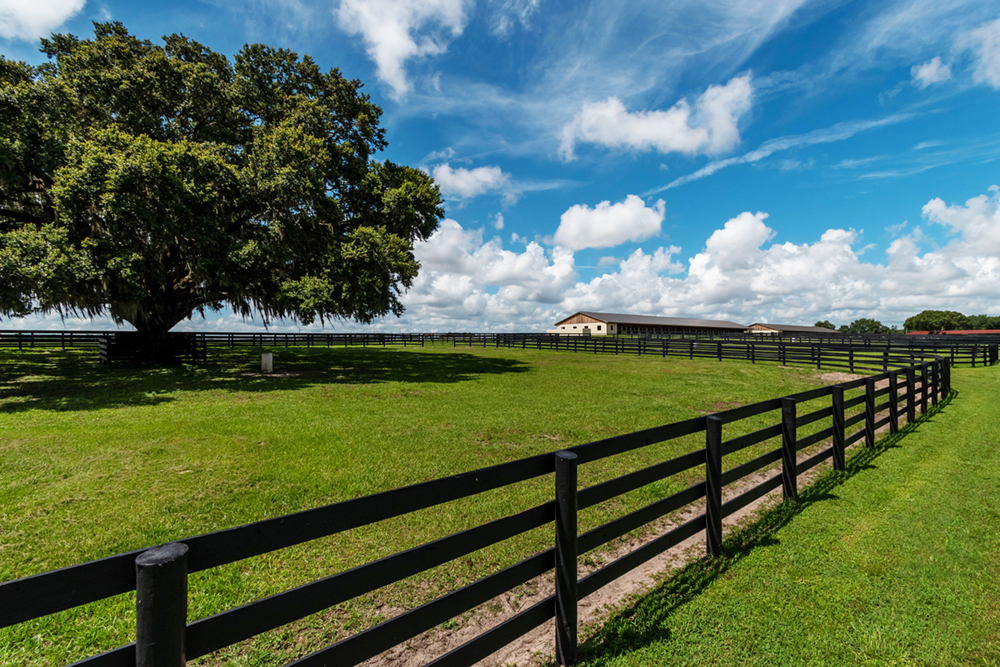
[961, 17, 1000, 89]
[492, 212, 505, 230]
[922, 185, 1000, 253]
[552, 195, 665, 251]
[396, 186, 1000, 331]
[0, 0, 85, 41]
[390, 219, 578, 329]
[431, 163, 511, 201]
[910, 56, 952, 88]
[559, 73, 753, 161]
[335, 0, 468, 100]
[488, 0, 541, 37]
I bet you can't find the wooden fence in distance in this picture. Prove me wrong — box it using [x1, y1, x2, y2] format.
[0, 345, 952, 666]
[1, 329, 997, 367]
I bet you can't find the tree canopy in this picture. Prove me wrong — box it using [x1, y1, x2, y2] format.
[903, 310, 971, 333]
[0, 23, 443, 346]
[838, 318, 893, 334]
[814, 320, 835, 330]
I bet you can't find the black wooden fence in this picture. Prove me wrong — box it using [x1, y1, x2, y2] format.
[0, 344, 952, 666]
[2, 329, 997, 367]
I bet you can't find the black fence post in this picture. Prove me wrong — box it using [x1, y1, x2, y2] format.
[904, 366, 915, 424]
[781, 397, 798, 500]
[555, 451, 578, 666]
[888, 372, 899, 434]
[864, 377, 876, 448]
[930, 362, 939, 406]
[705, 415, 724, 557]
[849, 349, 854, 374]
[832, 386, 846, 471]
[920, 362, 929, 415]
[136, 542, 188, 667]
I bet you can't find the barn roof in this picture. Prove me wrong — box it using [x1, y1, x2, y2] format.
[749, 323, 845, 334]
[555, 311, 746, 329]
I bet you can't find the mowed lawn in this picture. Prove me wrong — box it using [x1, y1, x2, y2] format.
[579, 364, 1000, 667]
[0, 343, 830, 665]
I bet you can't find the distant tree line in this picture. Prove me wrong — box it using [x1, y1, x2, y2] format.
[902, 310, 1000, 333]
[812, 310, 1000, 335]
[814, 319, 900, 334]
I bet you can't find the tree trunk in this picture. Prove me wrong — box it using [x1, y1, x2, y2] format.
[119, 307, 198, 365]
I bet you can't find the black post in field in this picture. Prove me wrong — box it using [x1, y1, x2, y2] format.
[705, 415, 724, 557]
[555, 451, 578, 666]
[906, 366, 917, 424]
[930, 362, 939, 406]
[864, 377, 876, 448]
[136, 542, 189, 667]
[888, 372, 899, 434]
[920, 362, 929, 415]
[781, 397, 798, 500]
[832, 386, 846, 471]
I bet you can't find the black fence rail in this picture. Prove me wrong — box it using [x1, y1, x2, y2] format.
[3, 329, 998, 367]
[0, 344, 953, 666]
[487, 333, 998, 369]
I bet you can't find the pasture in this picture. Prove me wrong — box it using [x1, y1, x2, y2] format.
[1, 344, 836, 665]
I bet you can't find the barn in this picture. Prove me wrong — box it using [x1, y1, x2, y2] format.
[548, 312, 746, 336]
[746, 323, 845, 335]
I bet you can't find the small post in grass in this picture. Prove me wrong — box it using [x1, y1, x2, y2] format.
[136, 542, 189, 667]
[705, 415, 724, 556]
[261, 352, 273, 373]
[781, 397, 797, 500]
[555, 450, 578, 666]
[864, 377, 876, 448]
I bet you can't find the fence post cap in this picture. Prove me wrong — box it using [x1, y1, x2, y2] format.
[555, 449, 578, 462]
[136, 542, 188, 567]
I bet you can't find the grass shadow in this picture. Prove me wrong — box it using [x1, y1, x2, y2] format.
[575, 390, 958, 665]
[0, 346, 532, 413]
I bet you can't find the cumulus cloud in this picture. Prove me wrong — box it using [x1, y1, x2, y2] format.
[401, 186, 1000, 331]
[336, 0, 468, 99]
[431, 163, 512, 201]
[910, 56, 952, 88]
[0, 0, 85, 41]
[961, 17, 1000, 89]
[559, 73, 753, 161]
[552, 195, 665, 251]
[388, 219, 577, 329]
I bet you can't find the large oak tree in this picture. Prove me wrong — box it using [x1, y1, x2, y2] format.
[0, 23, 443, 354]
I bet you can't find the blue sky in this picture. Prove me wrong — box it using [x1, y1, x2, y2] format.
[3, 0, 1000, 332]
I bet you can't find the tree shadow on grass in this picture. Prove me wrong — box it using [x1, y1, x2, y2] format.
[0, 346, 531, 413]
[575, 391, 957, 666]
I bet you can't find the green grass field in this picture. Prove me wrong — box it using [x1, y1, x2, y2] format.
[579, 365, 1000, 667]
[0, 343, 834, 666]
